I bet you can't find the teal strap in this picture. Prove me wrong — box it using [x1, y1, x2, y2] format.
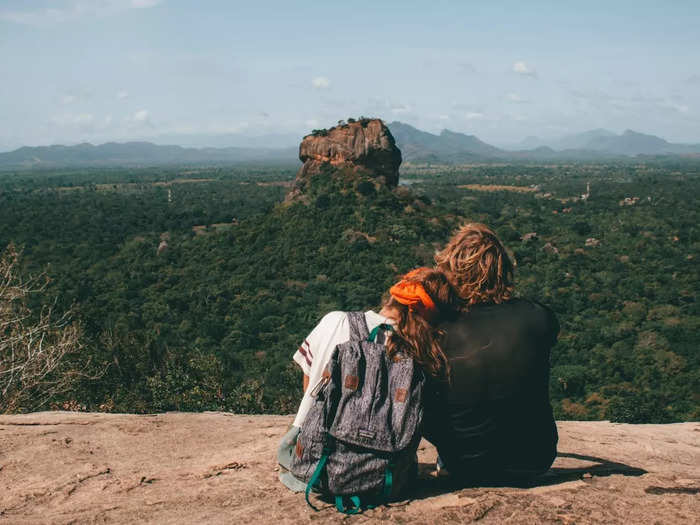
[335, 495, 362, 514]
[305, 451, 330, 511]
[382, 464, 393, 502]
[333, 464, 393, 514]
[368, 323, 394, 343]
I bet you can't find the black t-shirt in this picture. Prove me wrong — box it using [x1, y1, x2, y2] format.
[423, 298, 559, 483]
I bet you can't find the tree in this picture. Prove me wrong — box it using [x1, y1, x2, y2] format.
[0, 245, 85, 413]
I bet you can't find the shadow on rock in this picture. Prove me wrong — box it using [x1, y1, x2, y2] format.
[409, 451, 648, 500]
[538, 451, 647, 486]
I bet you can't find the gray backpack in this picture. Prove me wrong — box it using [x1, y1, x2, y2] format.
[290, 312, 425, 514]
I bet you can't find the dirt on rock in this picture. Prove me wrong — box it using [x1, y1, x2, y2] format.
[0, 412, 698, 524]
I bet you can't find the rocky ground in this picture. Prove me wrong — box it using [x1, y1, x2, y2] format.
[0, 412, 698, 524]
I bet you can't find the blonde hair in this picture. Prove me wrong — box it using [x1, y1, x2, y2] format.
[434, 223, 514, 308]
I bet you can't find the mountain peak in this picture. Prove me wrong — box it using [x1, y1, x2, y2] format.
[440, 129, 475, 139]
[388, 121, 503, 162]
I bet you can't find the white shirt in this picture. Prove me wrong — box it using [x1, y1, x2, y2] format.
[292, 310, 393, 428]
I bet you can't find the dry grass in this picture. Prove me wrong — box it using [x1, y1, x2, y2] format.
[457, 184, 537, 193]
[152, 178, 216, 186]
[255, 181, 293, 187]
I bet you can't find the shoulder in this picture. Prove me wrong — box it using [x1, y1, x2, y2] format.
[449, 299, 558, 333]
[523, 298, 558, 323]
[316, 311, 347, 329]
[511, 298, 559, 342]
[306, 311, 349, 342]
[493, 297, 556, 318]
[364, 310, 391, 327]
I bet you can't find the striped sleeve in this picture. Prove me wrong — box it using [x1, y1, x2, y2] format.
[292, 311, 347, 377]
[293, 338, 313, 374]
[294, 339, 314, 368]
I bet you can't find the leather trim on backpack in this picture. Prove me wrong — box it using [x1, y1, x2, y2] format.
[344, 375, 359, 391]
[395, 388, 408, 403]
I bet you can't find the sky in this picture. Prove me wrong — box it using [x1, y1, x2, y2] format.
[1, 0, 700, 151]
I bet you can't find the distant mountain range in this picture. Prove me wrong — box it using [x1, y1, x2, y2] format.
[509, 128, 700, 156]
[149, 132, 299, 149]
[0, 142, 297, 168]
[1, 123, 699, 169]
[388, 122, 503, 163]
[389, 122, 700, 162]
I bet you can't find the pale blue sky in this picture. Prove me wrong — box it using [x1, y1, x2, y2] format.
[1, 0, 699, 150]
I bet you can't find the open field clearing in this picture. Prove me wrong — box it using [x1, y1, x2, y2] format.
[458, 184, 538, 193]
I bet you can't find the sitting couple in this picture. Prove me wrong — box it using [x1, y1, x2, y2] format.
[278, 223, 559, 499]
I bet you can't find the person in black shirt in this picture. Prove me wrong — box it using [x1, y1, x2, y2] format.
[424, 223, 559, 485]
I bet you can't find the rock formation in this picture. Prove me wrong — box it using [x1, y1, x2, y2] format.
[287, 118, 402, 201]
[1, 412, 698, 523]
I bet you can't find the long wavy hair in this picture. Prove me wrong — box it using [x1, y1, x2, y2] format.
[383, 268, 461, 380]
[434, 223, 514, 309]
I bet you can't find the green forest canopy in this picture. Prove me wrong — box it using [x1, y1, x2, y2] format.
[0, 162, 698, 422]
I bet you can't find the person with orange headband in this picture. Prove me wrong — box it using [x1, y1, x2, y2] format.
[381, 267, 460, 379]
[277, 267, 460, 493]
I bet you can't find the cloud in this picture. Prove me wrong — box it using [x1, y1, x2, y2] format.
[0, 1, 163, 26]
[513, 61, 537, 77]
[133, 109, 149, 122]
[311, 76, 330, 89]
[663, 101, 690, 114]
[125, 109, 153, 128]
[116, 90, 129, 100]
[465, 112, 485, 120]
[506, 93, 528, 103]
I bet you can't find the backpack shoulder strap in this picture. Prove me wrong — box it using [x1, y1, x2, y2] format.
[346, 311, 370, 341]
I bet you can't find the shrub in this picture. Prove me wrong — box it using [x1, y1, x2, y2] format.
[0, 245, 86, 413]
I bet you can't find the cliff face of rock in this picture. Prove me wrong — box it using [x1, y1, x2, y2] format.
[288, 119, 401, 200]
[1, 412, 698, 524]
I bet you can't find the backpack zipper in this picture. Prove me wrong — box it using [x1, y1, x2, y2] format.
[364, 341, 383, 431]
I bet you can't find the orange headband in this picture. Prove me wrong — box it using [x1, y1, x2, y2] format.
[389, 268, 436, 312]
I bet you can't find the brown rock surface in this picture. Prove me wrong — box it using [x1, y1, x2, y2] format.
[0, 412, 698, 524]
[289, 119, 401, 200]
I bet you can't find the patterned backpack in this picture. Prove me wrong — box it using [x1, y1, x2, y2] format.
[290, 312, 425, 514]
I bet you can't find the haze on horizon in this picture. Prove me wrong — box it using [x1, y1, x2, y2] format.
[1, 0, 699, 152]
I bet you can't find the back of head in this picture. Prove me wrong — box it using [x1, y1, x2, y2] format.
[384, 267, 461, 379]
[434, 223, 514, 308]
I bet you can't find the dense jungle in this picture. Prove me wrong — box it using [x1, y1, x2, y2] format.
[1, 161, 698, 423]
